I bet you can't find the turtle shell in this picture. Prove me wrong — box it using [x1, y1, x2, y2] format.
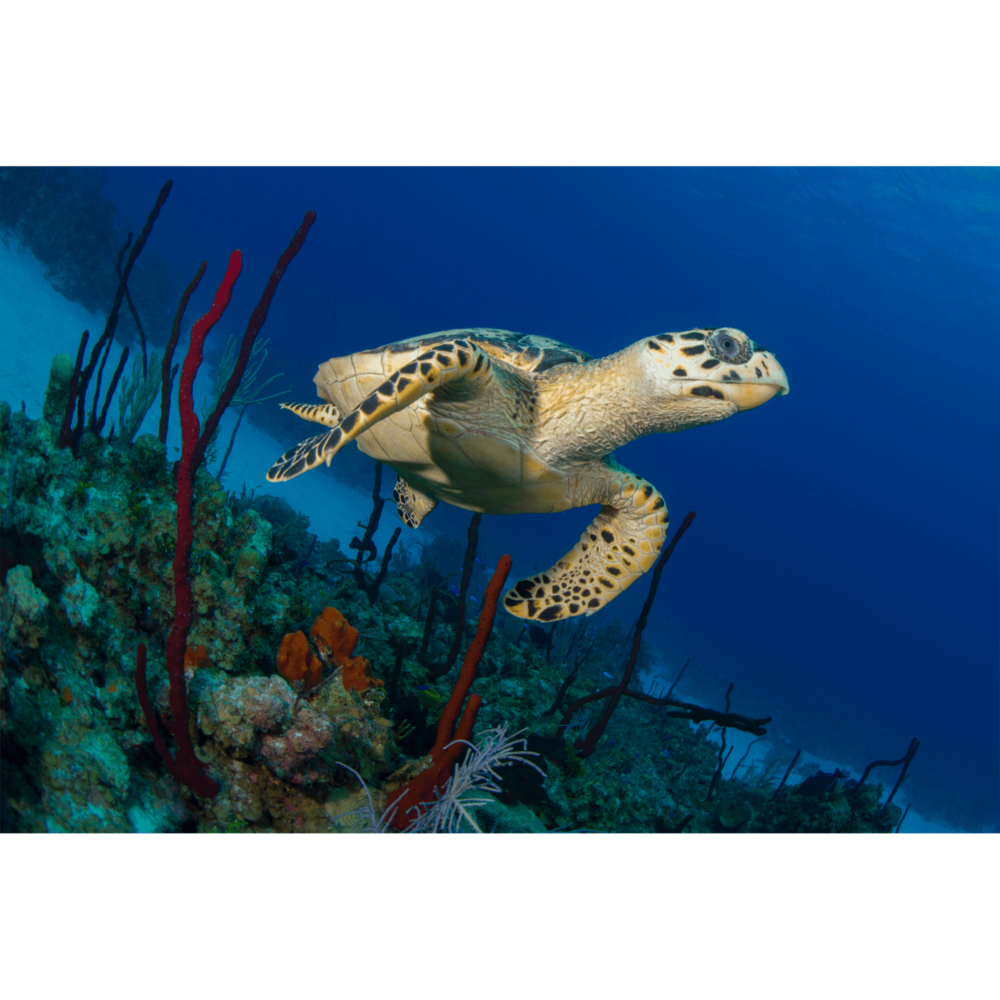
[384, 328, 590, 373]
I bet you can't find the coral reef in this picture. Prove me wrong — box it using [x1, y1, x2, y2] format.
[0, 379, 917, 834]
[0, 196, 919, 834]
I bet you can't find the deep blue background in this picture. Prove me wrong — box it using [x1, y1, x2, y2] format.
[104, 167, 999, 830]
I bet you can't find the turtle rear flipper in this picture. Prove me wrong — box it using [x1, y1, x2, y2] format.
[503, 464, 669, 621]
[266, 337, 494, 483]
[393, 476, 438, 528]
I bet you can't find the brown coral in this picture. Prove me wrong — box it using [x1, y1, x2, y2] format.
[276, 630, 323, 691]
[310, 607, 382, 693]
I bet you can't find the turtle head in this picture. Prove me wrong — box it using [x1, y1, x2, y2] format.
[638, 327, 789, 431]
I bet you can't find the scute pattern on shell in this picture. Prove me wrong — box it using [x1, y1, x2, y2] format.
[380, 328, 592, 373]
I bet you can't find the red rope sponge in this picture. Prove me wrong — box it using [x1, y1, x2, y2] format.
[386, 554, 513, 829]
[134, 211, 317, 800]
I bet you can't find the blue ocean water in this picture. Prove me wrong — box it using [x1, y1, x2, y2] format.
[39, 168, 1000, 829]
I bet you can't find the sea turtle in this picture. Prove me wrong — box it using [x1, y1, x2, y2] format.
[266, 327, 789, 621]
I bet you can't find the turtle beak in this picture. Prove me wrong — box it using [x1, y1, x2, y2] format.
[722, 354, 789, 411]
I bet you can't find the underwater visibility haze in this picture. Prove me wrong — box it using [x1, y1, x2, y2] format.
[0, 166, 996, 833]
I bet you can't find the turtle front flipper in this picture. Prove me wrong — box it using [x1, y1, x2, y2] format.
[266, 337, 493, 483]
[393, 476, 438, 528]
[503, 462, 669, 621]
[279, 402, 342, 426]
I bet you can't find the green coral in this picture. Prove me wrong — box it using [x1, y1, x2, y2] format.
[716, 797, 752, 830]
[562, 745, 584, 778]
[42, 353, 74, 426]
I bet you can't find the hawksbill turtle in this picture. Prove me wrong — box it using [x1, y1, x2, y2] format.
[266, 327, 789, 621]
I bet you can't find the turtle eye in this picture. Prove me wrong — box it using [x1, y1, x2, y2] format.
[708, 328, 752, 364]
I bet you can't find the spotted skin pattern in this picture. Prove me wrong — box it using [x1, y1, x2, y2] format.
[502, 462, 669, 620]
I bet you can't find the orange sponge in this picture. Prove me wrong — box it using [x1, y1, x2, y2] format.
[184, 645, 212, 671]
[310, 607, 383, 693]
[276, 630, 323, 691]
